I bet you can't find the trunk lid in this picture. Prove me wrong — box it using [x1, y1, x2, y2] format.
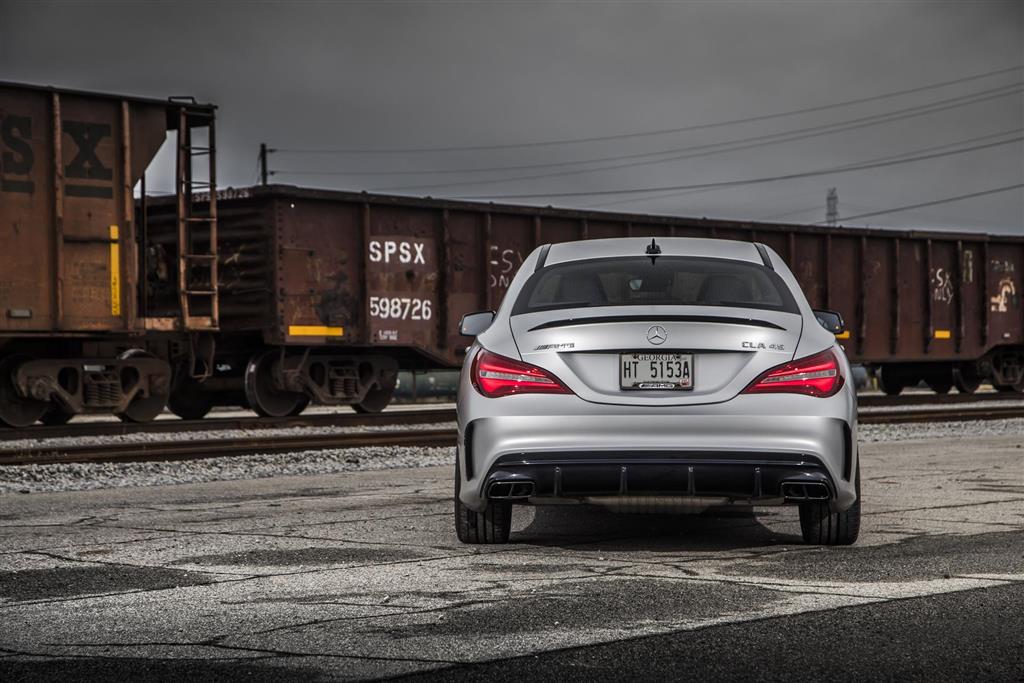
[512, 305, 803, 406]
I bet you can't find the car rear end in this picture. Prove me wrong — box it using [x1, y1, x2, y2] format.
[456, 237, 859, 544]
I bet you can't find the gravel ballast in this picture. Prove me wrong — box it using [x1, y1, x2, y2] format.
[1, 418, 1021, 494]
[0, 445, 455, 494]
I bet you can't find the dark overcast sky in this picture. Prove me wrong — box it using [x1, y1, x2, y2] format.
[1, 0, 1021, 233]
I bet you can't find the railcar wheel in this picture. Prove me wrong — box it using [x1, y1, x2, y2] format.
[287, 395, 311, 416]
[926, 378, 952, 394]
[244, 350, 308, 418]
[352, 385, 394, 414]
[116, 350, 169, 423]
[952, 367, 980, 394]
[877, 367, 904, 396]
[0, 355, 49, 428]
[40, 406, 74, 426]
[167, 367, 215, 420]
[1004, 379, 1024, 394]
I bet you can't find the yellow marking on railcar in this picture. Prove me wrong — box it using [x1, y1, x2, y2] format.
[934, 329, 951, 339]
[109, 225, 121, 317]
[835, 330, 850, 339]
[288, 325, 344, 337]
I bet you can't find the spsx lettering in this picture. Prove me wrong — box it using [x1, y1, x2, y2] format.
[368, 240, 427, 265]
[1, 113, 114, 198]
[0, 114, 34, 193]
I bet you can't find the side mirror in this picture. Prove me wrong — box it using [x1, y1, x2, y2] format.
[459, 310, 495, 337]
[813, 309, 846, 335]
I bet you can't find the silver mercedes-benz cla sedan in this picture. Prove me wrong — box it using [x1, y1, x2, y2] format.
[455, 237, 860, 546]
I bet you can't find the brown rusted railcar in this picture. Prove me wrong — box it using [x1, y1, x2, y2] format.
[2, 79, 1020, 426]
[141, 184, 1023, 417]
[0, 81, 217, 426]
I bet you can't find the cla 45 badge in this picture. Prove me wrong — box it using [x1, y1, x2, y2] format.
[743, 341, 786, 351]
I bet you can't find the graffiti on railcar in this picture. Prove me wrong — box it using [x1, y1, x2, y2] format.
[931, 267, 953, 304]
[488, 245, 524, 290]
[988, 257, 1019, 313]
[990, 258, 1016, 274]
[990, 278, 1018, 313]
[962, 249, 975, 283]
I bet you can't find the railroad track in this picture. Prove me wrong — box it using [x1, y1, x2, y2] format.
[0, 406, 458, 440]
[0, 391, 1017, 442]
[1, 398, 1022, 467]
[856, 391, 1019, 408]
[859, 403, 1024, 424]
[0, 428, 457, 466]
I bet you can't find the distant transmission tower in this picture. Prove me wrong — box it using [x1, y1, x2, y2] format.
[826, 188, 838, 227]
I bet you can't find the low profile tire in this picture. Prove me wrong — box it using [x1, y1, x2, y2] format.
[799, 463, 861, 546]
[352, 385, 394, 414]
[40, 406, 74, 426]
[454, 460, 512, 544]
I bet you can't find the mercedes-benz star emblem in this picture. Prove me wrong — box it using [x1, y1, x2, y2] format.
[647, 325, 667, 345]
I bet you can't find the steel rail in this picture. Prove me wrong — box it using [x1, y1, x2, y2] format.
[0, 392, 1017, 442]
[2, 403, 1022, 467]
[0, 428, 457, 466]
[856, 391, 1017, 408]
[858, 404, 1024, 425]
[0, 407, 458, 440]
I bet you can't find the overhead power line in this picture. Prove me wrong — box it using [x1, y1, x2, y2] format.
[272, 64, 1022, 154]
[820, 184, 1024, 224]
[370, 84, 1022, 193]
[271, 81, 1023, 186]
[449, 135, 1023, 200]
[587, 127, 1023, 209]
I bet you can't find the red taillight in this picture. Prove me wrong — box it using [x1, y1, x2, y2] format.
[743, 349, 844, 398]
[471, 349, 571, 398]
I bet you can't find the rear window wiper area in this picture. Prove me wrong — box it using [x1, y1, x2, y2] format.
[524, 314, 787, 332]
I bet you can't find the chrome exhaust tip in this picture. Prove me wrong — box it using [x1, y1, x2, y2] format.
[487, 480, 535, 500]
[781, 481, 831, 501]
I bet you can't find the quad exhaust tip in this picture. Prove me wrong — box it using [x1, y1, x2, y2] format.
[781, 481, 831, 501]
[487, 481, 535, 499]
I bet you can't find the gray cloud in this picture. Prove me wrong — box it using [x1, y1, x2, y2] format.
[1, 0, 1021, 233]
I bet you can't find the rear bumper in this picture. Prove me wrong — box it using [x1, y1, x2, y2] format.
[457, 395, 857, 512]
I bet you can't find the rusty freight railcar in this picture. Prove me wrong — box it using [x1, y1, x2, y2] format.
[142, 184, 1023, 418]
[0, 81, 218, 426]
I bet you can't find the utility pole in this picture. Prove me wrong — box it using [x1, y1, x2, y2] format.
[826, 187, 838, 227]
[259, 143, 269, 186]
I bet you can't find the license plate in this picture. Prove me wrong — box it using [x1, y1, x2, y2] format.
[620, 353, 693, 390]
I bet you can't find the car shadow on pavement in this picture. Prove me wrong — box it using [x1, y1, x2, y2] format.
[511, 504, 805, 551]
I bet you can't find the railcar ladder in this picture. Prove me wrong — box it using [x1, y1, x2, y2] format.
[173, 101, 219, 332]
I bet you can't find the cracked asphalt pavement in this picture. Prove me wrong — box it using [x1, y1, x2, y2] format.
[1, 431, 1023, 681]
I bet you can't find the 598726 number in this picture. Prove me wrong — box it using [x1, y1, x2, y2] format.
[369, 296, 433, 320]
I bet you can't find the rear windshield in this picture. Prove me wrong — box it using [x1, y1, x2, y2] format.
[512, 256, 799, 315]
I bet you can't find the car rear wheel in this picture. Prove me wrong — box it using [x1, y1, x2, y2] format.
[454, 460, 512, 544]
[799, 462, 860, 545]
